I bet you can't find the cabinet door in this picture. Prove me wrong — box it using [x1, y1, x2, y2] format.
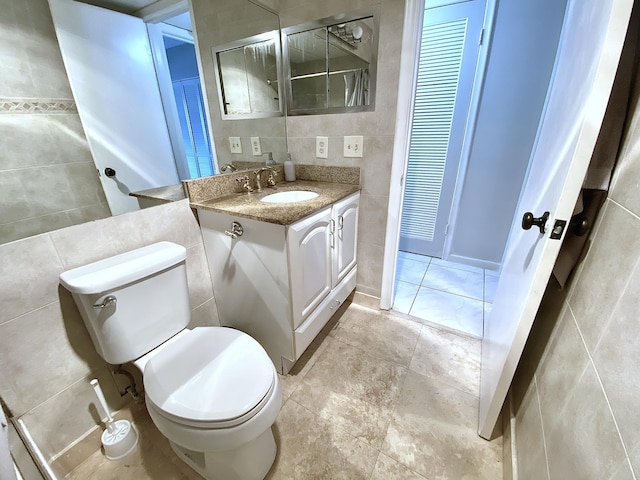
[333, 192, 360, 286]
[288, 207, 333, 329]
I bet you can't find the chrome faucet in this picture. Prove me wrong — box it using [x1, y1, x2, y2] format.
[220, 163, 237, 173]
[253, 167, 278, 191]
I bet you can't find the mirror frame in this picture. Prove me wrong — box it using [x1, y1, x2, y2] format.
[212, 29, 284, 120]
[281, 6, 380, 116]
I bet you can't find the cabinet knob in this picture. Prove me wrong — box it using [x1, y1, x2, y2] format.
[224, 221, 243, 239]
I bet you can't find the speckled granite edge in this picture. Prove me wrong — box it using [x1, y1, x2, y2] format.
[295, 165, 360, 185]
[129, 184, 186, 202]
[192, 180, 360, 225]
[183, 164, 360, 203]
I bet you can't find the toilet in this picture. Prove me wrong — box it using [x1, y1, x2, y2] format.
[59, 241, 282, 480]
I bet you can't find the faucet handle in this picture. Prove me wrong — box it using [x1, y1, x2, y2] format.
[236, 175, 253, 192]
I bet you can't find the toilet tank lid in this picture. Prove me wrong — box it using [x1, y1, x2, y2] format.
[59, 242, 187, 294]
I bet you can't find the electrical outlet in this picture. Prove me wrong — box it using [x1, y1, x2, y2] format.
[250, 137, 262, 156]
[229, 137, 242, 154]
[316, 136, 328, 158]
[343, 135, 363, 158]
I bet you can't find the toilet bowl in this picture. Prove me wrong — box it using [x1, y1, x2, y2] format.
[59, 242, 282, 480]
[135, 327, 282, 480]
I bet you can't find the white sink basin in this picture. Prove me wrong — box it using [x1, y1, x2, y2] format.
[261, 190, 319, 203]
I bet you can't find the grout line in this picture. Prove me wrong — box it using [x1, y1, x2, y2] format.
[49, 231, 68, 270]
[0, 299, 60, 328]
[416, 283, 484, 302]
[568, 303, 638, 480]
[608, 197, 640, 221]
[394, 254, 486, 340]
[533, 375, 552, 480]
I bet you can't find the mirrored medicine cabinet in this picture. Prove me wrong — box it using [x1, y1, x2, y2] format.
[212, 7, 380, 120]
[282, 8, 379, 115]
[213, 30, 283, 119]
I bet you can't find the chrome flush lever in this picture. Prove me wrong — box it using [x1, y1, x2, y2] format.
[93, 295, 117, 309]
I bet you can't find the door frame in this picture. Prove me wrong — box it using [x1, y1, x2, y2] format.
[380, 0, 497, 309]
[147, 21, 194, 181]
[144, 1, 219, 179]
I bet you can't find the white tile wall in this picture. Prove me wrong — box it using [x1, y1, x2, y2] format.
[0, 200, 219, 473]
[511, 58, 640, 479]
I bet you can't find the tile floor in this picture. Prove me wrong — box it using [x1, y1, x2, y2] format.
[393, 251, 500, 337]
[63, 301, 502, 479]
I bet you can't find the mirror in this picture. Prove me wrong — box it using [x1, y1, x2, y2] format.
[214, 31, 282, 118]
[192, 0, 287, 171]
[1, 0, 286, 246]
[283, 9, 379, 115]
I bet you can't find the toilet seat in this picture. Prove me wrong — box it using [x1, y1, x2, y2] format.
[142, 327, 276, 429]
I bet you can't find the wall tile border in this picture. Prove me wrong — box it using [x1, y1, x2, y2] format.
[0, 98, 77, 114]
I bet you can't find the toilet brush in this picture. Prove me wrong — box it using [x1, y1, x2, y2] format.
[90, 379, 138, 460]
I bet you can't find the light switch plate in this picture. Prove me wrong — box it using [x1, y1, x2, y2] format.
[316, 136, 328, 158]
[250, 137, 262, 156]
[229, 137, 242, 154]
[344, 135, 363, 158]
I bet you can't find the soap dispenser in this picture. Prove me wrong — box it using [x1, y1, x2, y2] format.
[284, 153, 296, 182]
[265, 152, 275, 165]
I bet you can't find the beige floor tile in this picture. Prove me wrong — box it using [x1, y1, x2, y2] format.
[409, 324, 481, 397]
[370, 452, 427, 479]
[382, 370, 502, 479]
[266, 399, 378, 479]
[291, 338, 408, 448]
[279, 332, 332, 399]
[63, 310, 501, 480]
[327, 303, 422, 366]
[66, 405, 199, 479]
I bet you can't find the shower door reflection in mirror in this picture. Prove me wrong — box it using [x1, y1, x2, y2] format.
[283, 10, 379, 115]
[214, 31, 283, 119]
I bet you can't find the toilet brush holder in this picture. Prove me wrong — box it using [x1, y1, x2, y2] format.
[90, 379, 138, 460]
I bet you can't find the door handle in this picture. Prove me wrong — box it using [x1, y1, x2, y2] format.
[104, 167, 116, 177]
[522, 211, 550, 234]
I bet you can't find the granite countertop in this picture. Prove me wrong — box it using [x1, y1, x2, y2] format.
[191, 180, 360, 225]
[129, 184, 186, 202]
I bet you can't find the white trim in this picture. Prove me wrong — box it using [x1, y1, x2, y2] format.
[380, 0, 496, 309]
[441, 0, 497, 260]
[147, 22, 193, 180]
[448, 253, 500, 271]
[138, 0, 189, 23]
[380, 0, 425, 310]
[187, 0, 219, 175]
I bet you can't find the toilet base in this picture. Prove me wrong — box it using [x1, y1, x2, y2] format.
[169, 426, 277, 480]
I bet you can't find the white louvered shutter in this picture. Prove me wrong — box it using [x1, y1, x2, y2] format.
[400, 18, 467, 247]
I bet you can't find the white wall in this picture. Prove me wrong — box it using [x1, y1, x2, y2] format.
[448, 0, 568, 268]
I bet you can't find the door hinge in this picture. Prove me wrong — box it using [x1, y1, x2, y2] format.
[479, 28, 485, 46]
[445, 224, 450, 235]
[400, 175, 404, 187]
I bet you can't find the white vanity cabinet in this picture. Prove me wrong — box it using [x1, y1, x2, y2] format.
[198, 191, 359, 373]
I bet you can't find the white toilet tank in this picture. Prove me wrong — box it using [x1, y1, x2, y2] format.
[59, 242, 191, 365]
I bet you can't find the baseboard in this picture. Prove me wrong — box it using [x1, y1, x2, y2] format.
[447, 253, 501, 272]
[502, 391, 518, 480]
[352, 290, 381, 310]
